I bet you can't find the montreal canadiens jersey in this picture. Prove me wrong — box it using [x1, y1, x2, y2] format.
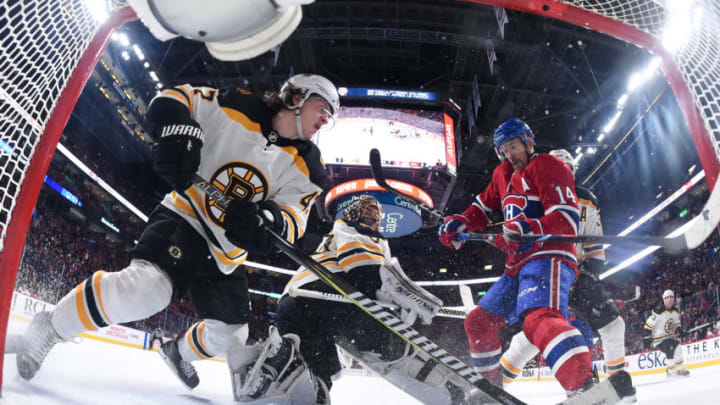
[149, 85, 326, 274]
[469, 154, 580, 275]
[645, 304, 681, 345]
[576, 186, 605, 264]
[282, 219, 391, 296]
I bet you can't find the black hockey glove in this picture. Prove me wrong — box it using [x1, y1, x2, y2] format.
[223, 199, 286, 254]
[153, 117, 205, 192]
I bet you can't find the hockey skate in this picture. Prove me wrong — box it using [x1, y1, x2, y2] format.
[16, 311, 64, 380]
[159, 339, 200, 389]
[560, 370, 635, 405]
[229, 326, 318, 404]
[667, 366, 690, 377]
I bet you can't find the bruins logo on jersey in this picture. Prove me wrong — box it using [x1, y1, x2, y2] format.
[206, 162, 269, 226]
[664, 319, 675, 334]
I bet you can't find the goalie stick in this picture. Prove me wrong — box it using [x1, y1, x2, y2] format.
[287, 286, 469, 319]
[191, 174, 526, 405]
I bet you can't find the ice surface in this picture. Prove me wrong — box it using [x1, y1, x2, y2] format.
[2, 318, 718, 404]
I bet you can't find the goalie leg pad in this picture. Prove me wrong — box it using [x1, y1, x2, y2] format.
[336, 338, 471, 405]
[178, 320, 247, 361]
[597, 317, 626, 375]
[51, 259, 172, 340]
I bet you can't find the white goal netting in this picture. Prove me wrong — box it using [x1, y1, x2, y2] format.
[560, 0, 720, 170]
[0, 1, 103, 251]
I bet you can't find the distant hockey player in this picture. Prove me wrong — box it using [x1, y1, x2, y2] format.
[498, 149, 635, 399]
[438, 118, 633, 401]
[644, 289, 689, 377]
[15, 73, 339, 400]
[266, 195, 463, 404]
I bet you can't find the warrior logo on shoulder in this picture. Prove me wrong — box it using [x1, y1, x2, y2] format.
[206, 162, 269, 226]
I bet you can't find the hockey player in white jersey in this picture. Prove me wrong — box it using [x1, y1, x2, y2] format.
[644, 289, 690, 377]
[497, 149, 635, 401]
[260, 195, 469, 404]
[15, 74, 339, 400]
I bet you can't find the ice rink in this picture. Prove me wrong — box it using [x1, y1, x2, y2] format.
[3, 316, 719, 404]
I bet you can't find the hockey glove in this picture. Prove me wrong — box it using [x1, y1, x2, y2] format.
[494, 219, 542, 254]
[438, 214, 471, 250]
[223, 199, 286, 254]
[153, 118, 205, 192]
[376, 257, 443, 325]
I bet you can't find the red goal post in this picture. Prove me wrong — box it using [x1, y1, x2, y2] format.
[0, 3, 136, 393]
[0, 0, 719, 395]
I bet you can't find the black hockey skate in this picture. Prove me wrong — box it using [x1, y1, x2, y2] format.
[16, 311, 64, 380]
[560, 370, 635, 405]
[159, 339, 199, 390]
[243, 333, 304, 399]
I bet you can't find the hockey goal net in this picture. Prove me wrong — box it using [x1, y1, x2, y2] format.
[0, 0, 718, 394]
[0, 1, 136, 392]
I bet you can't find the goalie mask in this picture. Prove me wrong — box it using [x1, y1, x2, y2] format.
[127, 0, 314, 61]
[343, 195, 383, 232]
[549, 149, 576, 175]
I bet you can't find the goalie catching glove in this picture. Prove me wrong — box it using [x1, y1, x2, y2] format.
[376, 258, 443, 325]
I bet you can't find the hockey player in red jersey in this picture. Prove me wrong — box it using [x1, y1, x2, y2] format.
[438, 118, 597, 395]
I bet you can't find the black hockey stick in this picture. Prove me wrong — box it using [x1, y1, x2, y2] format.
[457, 175, 720, 254]
[458, 232, 686, 254]
[191, 174, 525, 405]
[369, 148, 446, 219]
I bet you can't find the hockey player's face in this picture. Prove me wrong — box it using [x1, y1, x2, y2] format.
[665, 296, 674, 308]
[500, 138, 529, 171]
[360, 204, 381, 230]
[300, 97, 332, 138]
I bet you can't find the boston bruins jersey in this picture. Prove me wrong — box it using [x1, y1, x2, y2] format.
[644, 304, 681, 346]
[282, 219, 391, 297]
[149, 85, 326, 274]
[576, 186, 605, 265]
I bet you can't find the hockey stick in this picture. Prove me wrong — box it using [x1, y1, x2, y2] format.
[288, 287, 469, 319]
[623, 286, 641, 304]
[191, 174, 525, 404]
[459, 284, 476, 309]
[458, 175, 720, 254]
[369, 148, 504, 227]
[369, 148, 445, 219]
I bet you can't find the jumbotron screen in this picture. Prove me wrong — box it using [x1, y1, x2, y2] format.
[316, 106, 457, 173]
